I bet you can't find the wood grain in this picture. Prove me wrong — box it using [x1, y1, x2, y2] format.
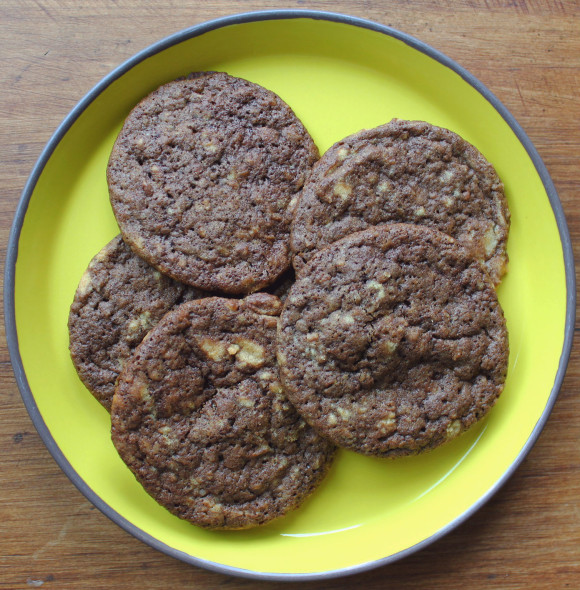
[1, 1, 579, 588]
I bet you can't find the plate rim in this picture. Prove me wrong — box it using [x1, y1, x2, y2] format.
[4, 8, 576, 581]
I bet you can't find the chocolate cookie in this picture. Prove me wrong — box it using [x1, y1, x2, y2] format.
[290, 119, 510, 284]
[68, 235, 204, 411]
[107, 71, 319, 295]
[111, 294, 335, 530]
[278, 224, 509, 457]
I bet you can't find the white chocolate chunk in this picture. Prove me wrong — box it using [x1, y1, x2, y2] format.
[377, 180, 390, 193]
[366, 279, 385, 300]
[446, 419, 462, 438]
[127, 311, 152, 334]
[483, 225, 499, 256]
[235, 338, 265, 367]
[439, 170, 454, 182]
[198, 337, 227, 361]
[333, 181, 352, 200]
[77, 270, 93, 296]
[377, 412, 396, 434]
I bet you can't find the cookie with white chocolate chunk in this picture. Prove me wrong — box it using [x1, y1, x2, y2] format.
[68, 235, 205, 411]
[290, 119, 509, 285]
[111, 293, 335, 530]
[278, 224, 509, 457]
[107, 71, 319, 295]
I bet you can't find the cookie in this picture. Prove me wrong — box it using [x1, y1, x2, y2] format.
[68, 235, 204, 411]
[278, 224, 509, 457]
[290, 119, 510, 284]
[111, 294, 335, 530]
[107, 71, 319, 295]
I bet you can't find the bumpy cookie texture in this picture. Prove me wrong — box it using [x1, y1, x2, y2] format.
[68, 235, 204, 411]
[108, 71, 319, 295]
[278, 224, 509, 457]
[291, 119, 510, 285]
[111, 294, 335, 530]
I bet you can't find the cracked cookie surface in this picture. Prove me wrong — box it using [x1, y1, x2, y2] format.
[68, 235, 204, 411]
[111, 294, 335, 529]
[108, 71, 319, 294]
[278, 224, 509, 457]
[290, 119, 509, 285]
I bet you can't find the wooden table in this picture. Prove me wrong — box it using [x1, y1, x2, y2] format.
[1, 1, 578, 588]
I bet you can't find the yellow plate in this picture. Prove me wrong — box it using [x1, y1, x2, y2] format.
[5, 10, 575, 580]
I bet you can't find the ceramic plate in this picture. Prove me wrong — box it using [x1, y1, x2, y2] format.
[5, 10, 575, 581]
